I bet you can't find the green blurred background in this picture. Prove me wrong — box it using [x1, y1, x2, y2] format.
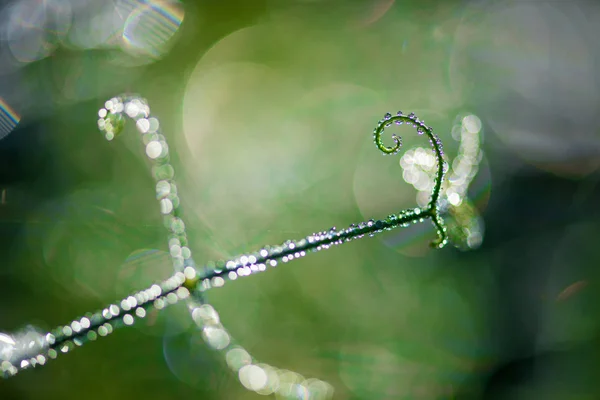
[2, 0, 600, 398]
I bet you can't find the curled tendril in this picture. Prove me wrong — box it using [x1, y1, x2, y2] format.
[374, 111, 448, 248]
[1, 97, 451, 398]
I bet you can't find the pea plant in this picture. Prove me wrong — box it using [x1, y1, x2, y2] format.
[0, 95, 484, 398]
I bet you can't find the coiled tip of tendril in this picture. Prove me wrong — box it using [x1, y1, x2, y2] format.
[97, 97, 126, 141]
[374, 111, 448, 250]
[373, 114, 403, 155]
[376, 133, 402, 154]
[97, 95, 153, 142]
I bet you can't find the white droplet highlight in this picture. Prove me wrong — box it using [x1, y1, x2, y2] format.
[136, 118, 150, 133]
[146, 141, 162, 159]
[160, 198, 173, 214]
[239, 364, 268, 391]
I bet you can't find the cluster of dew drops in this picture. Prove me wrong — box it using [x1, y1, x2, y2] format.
[376, 111, 444, 154]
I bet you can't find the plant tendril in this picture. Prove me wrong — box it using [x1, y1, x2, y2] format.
[1, 97, 449, 399]
[374, 111, 448, 248]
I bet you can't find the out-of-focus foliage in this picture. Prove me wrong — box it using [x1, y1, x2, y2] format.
[2, 0, 600, 399]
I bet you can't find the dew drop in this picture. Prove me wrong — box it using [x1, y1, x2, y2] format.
[136, 118, 150, 134]
[152, 164, 175, 180]
[170, 217, 186, 234]
[202, 326, 230, 350]
[0, 333, 15, 362]
[146, 141, 163, 159]
[156, 180, 171, 199]
[147, 117, 160, 133]
[124, 101, 140, 118]
[160, 198, 173, 214]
